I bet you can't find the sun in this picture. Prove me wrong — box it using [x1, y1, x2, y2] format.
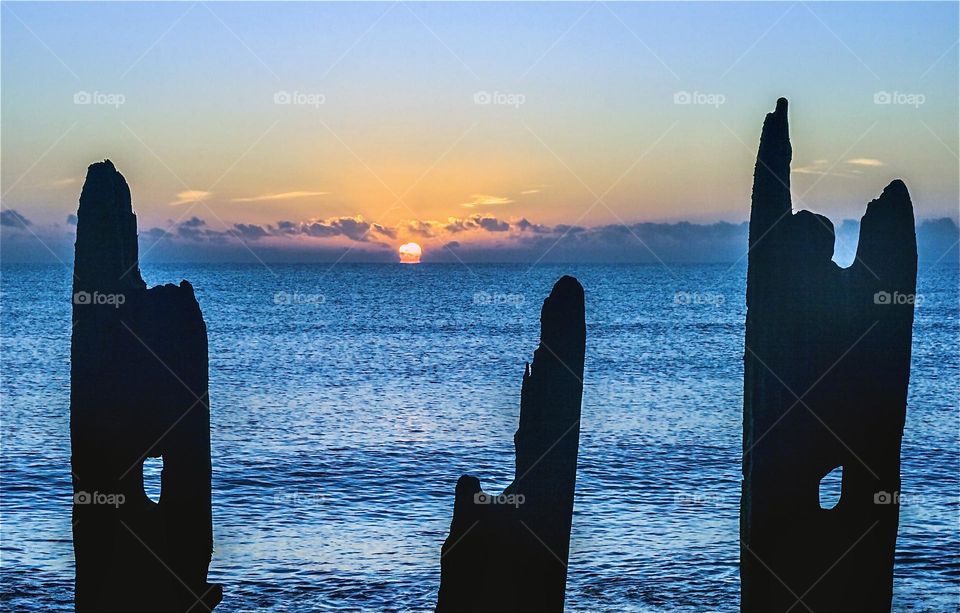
[398, 242, 422, 264]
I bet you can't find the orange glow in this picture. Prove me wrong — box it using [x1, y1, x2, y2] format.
[398, 242, 422, 264]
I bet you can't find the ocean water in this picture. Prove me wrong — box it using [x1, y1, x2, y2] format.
[1, 262, 957, 612]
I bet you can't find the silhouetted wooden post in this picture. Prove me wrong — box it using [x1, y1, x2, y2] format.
[741, 99, 917, 612]
[71, 160, 221, 611]
[436, 276, 586, 612]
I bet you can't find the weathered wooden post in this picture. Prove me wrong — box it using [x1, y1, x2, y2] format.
[437, 276, 586, 612]
[72, 160, 221, 611]
[741, 99, 917, 612]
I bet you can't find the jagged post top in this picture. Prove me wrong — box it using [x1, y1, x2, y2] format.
[855, 178, 917, 283]
[750, 98, 793, 244]
[540, 275, 585, 334]
[530, 275, 586, 381]
[757, 98, 791, 182]
[748, 99, 916, 281]
[74, 159, 146, 292]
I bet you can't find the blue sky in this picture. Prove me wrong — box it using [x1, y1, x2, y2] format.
[1, 1, 957, 261]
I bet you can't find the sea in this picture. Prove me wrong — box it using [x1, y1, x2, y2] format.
[1, 262, 957, 612]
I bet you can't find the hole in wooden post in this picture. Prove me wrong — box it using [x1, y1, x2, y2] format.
[143, 456, 163, 504]
[819, 465, 843, 510]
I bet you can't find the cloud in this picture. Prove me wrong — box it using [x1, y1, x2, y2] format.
[144, 212, 495, 248]
[553, 224, 586, 235]
[792, 158, 883, 178]
[916, 217, 960, 264]
[516, 218, 552, 234]
[374, 224, 398, 240]
[444, 217, 472, 233]
[834, 217, 957, 266]
[1, 209, 32, 228]
[233, 223, 269, 240]
[276, 220, 298, 234]
[423, 220, 750, 263]
[792, 160, 858, 179]
[406, 220, 444, 238]
[459, 194, 513, 208]
[477, 216, 509, 232]
[299, 215, 394, 242]
[165, 213, 951, 266]
[170, 190, 212, 206]
[231, 191, 328, 203]
[142, 216, 243, 244]
[520, 189, 540, 195]
[176, 216, 208, 240]
[123, 217, 395, 263]
[303, 217, 369, 241]
[5, 208, 956, 266]
[791, 163, 827, 176]
[444, 214, 512, 233]
[846, 158, 884, 167]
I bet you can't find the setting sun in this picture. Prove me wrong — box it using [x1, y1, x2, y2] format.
[398, 242, 422, 264]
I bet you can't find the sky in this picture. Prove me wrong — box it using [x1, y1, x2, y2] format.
[1, 1, 958, 263]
